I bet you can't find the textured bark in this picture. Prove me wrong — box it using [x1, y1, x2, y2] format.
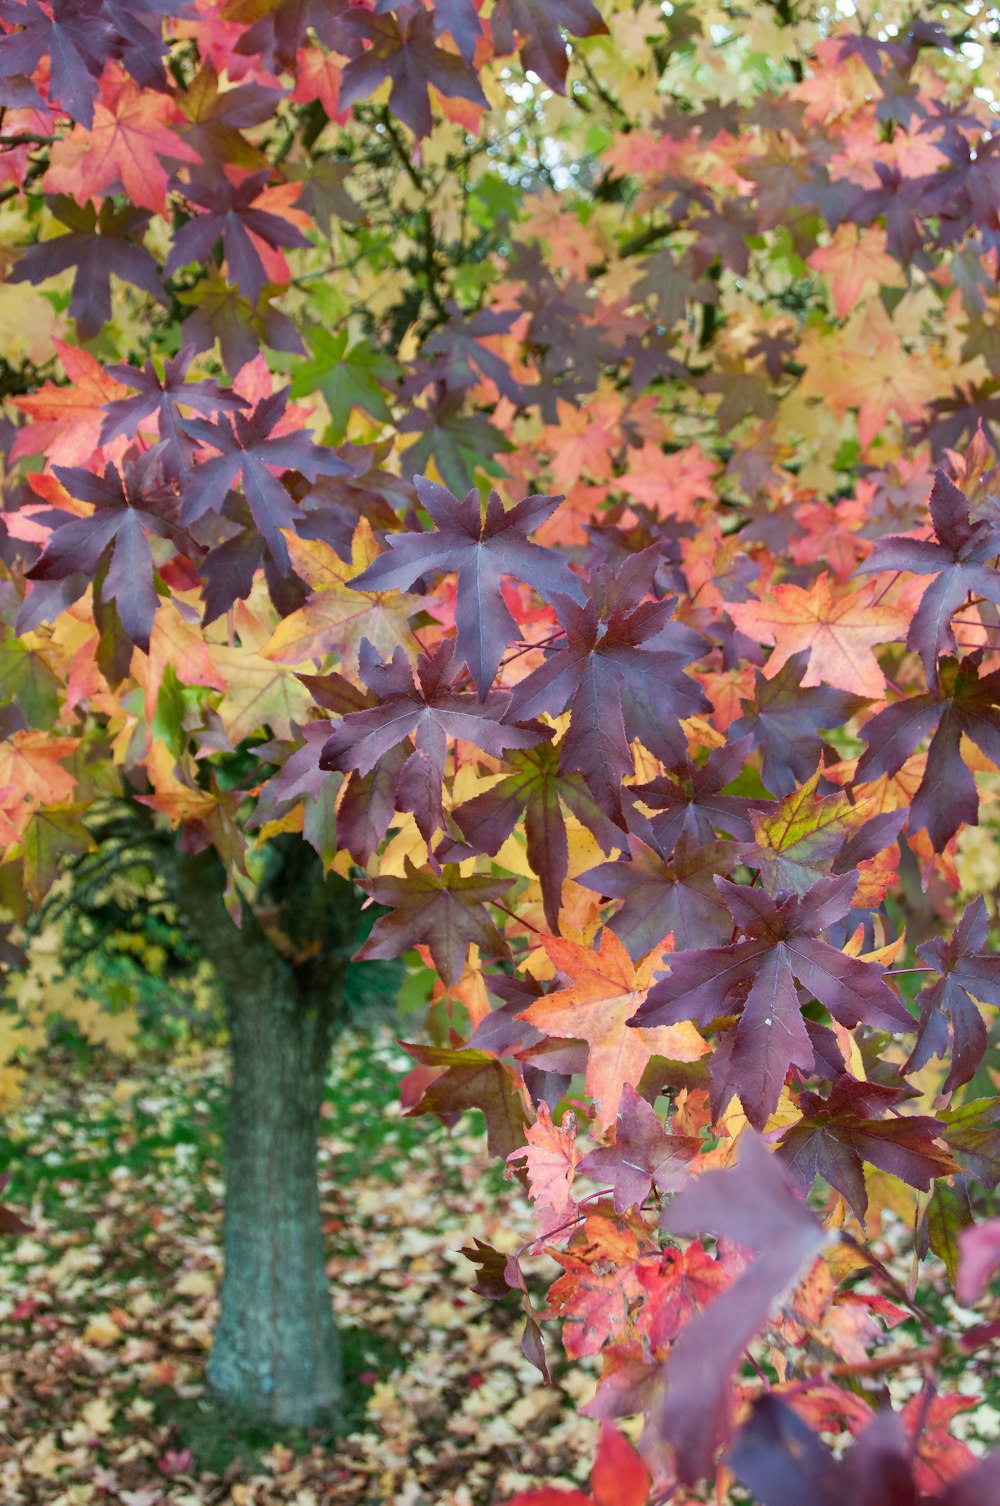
[173, 837, 359, 1427]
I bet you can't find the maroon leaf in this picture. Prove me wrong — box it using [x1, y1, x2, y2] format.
[730, 652, 868, 798]
[338, 4, 487, 137]
[319, 640, 549, 841]
[181, 388, 347, 573]
[579, 833, 736, 959]
[629, 874, 911, 1131]
[10, 198, 166, 341]
[443, 740, 623, 932]
[357, 860, 515, 985]
[578, 1083, 699, 1212]
[505, 556, 709, 821]
[491, 0, 609, 93]
[855, 652, 1000, 851]
[166, 169, 311, 304]
[777, 1075, 958, 1221]
[856, 471, 1000, 686]
[906, 897, 1000, 1094]
[353, 477, 582, 698]
[656, 1134, 829, 1484]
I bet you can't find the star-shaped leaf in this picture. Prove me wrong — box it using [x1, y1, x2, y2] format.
[630, 873, 911, 1130]
[906, 896, 1000, 1094]
[353, 476, 582, 697]
[855, 652, 1000, 850]
[319, 640, 550, 841]
[579, 1083, 700, 1212]
[358, 861, 515, 985]
[729, 572, 908, 698]
[856, 470, 1000, 686]
[517, 930, 707, 1132]
[777, 1075, 958, 1221]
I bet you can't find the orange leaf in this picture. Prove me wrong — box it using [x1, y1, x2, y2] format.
[518, 931, 706, 1131]
[728, 572, 908, 698]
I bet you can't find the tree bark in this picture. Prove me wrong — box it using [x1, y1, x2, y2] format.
[172, 837, 360, 1427]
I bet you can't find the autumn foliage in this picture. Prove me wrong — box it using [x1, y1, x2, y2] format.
[5, 0, 1000, 1500]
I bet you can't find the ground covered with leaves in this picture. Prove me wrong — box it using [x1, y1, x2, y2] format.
[0, 1030, 598, 1506]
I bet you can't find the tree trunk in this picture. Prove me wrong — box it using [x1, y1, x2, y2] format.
[172, 837, 360, 1428]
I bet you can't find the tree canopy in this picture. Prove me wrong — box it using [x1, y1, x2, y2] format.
[4, 0, 1000, 1499]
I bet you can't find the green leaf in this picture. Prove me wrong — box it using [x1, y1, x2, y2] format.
[291, 329, 398, 436]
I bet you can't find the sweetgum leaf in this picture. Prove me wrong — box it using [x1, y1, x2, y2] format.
[906, 897, 1000, 1094]
[10, 198, 167, 340]
[856, 652, 1000, 850]
[579, 832, 736, 959]
[338, 4, 487, 137]
[444, 741, 624, 932]
[578, 1083, 699, 1212]
[402, 1042, 531, 1159]
[657, 1134, 829, 1484]
[777, 1075, 958, 1221]
[505, 558, 709, 821]
[319, 640, 549, 841]
[181, 389, 347, 572]
[27, 457, 185, 652]
[358, 860, 515, 986]
[856, 470, 1000, 686]
[630, 873, 910, 1130]
[730, 651, 867, 798]
[628, 735, 768, 850]
[353, 476, 582, 697]
[166, 169, 311, 304]
[491, 0, 609, 93]
[0, 0, 116, 126]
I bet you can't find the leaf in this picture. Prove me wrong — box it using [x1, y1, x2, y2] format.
[578, 832, 736, 959]
[777, 1075, 958, 1221]
[957, 1216, 1000, 1304]
[507, 1101, 581, 1233]
[338, 5, 487, 137]
[855, 652, 1000, 850]
[9, 338, 130, 466]
[505, 558, 709, 820]
[657, 1134, 830, 1484]
[27, 458, 183, 652]
[166, 169, 311, 305]
[446, 740, 625, 932]
[181, 388, 347, 572]
[728, 572, 908, 698]
[353, 476, 582, 698]
[630, 874, 911, 1131]
[402, 1041, 530, 1159]
[730, 652, 868, 798]
[264, 522, 423, 671]
[491, 0, 609, 93]
[319, 640, 549, 841]
[746, 769, 871, 897]
[43, 77, 200, 213]
[628, 736, 767, 849]
[728, 1395, 842, 1506]
[99, 347, 246, 466]
[517, 930, 707, 1132]
[578, 1082, 700, 1212]
[0, 0, 118, 126]
[939, 1099, 1000, 1189]
[290, 328, 399, 436]
[19, 802, 94, 907]
[10, 198, 167, 341]
[856, 471, 1000, 686]
[905, 897, 1000, 1094]
[358, 860, 515, 985]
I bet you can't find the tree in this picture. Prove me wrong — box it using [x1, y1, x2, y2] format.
[3, 0, 1000, 1495]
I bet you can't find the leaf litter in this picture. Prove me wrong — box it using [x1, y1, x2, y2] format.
[0, 1029, 598, 1505]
